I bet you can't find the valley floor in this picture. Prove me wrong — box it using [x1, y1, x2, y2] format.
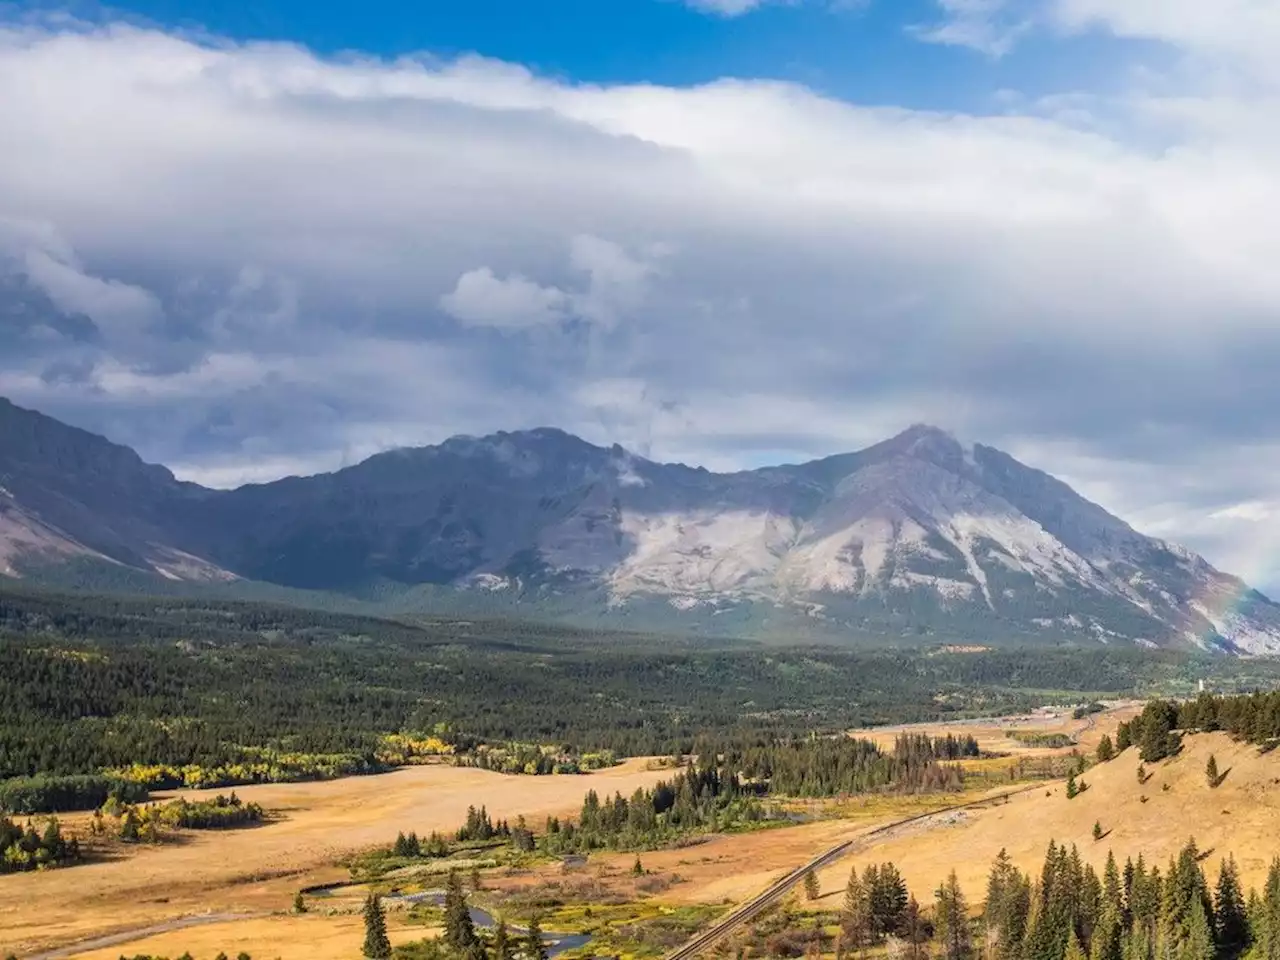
[0, 759, 670, 958]
[11, 701, 1275, 960]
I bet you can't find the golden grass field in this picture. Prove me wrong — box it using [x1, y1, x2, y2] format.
[812, 729, 1280, 908]
[62, 914, 432, 960]
[0, 758, 671, 959]
[13, 700, 1269, 960]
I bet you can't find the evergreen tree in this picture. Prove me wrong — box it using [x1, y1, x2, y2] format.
[1091, 895, 1123, 960]
[1215, 856, 1249, 958]
[1116, 723, 1132, 753]
[292, 890, 307, 914]
[526, 914, 549, 960]
[1253, 859, 1280, 960]
[903, 896, 929, 960]
[870, 863, 909, 939]
[1066, 774, 1079, 800]
[1157, 842, 1214, 960]
[445, 869, 477, 950]
[843, 867, 873, 956]
[1097, 736, 1115, 763]
[633, 856, 644, 876]
[1094, 822, 1104, 842]
[805, 868, 821, 901]
[1065, 931, 1087, 960]
[472, 863, 484, 892]
[493, 919, 512, 960]
[1185, 899, 1216, 960]
[935, 870, 973, 960]
[985, 849, 1030, 960]
[1206, 756, 1220, 789]
[362, 894, 392, 960]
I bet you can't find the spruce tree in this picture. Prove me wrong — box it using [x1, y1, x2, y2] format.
[1206, 756, 1220, 788]
[1215, 856, 1249, 958]
[1097, 736, 1115, 763]
[986, 848, 1030, 960]
[1186, 899, 1216, 960]
[526, 913, 549, 960]
[292, 890, 307, 914]
[1066, 773, 1079, 799]
[842, 867, 873, 956]
[493, 919, 512, 960]
[1116, 723, 1132, 753]
[935, 870, 972, 960]
[362, 894, 391, 959]
[445, 868, 477, 950]
[805, 868, 820, 901]
[1254, 859, 1280, 960]
[903, 897, 928, 960]
[870, 862, 909, 938]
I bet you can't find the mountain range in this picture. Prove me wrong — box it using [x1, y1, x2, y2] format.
[2, 395, 1278, 653]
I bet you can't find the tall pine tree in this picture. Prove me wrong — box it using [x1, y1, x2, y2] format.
[842, 866, 873, 956]
[1215, 856, 1249, 958]
[492, 919, 512, 960]
[526, 914, 549, 960]
[362, 894, 391, 960]
[936, 870, 973, 960]
[445, 868, 477, 950]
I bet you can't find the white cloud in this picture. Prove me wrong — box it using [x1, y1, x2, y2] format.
[441, 235, 662, 332]
[911, 0, 1030, 57]
[440, 268, 570, 330]
[682, 0, 780, 16]
[1049, 0, 1280, 84]
[0, 216, 161, 340]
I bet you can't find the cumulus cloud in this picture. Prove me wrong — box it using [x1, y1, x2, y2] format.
[440, 235, 662, 331]
[0, 217, 161, 342]
[440, 268, 570, 330]
[2, 18, 1280, 587]
[682, 0, 781, 16]
[912, 0, 1030, 57]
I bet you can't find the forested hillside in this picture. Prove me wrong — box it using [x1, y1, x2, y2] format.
[4, 586, 1280, 797]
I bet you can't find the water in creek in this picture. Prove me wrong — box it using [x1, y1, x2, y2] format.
[382, 892, 592, 958]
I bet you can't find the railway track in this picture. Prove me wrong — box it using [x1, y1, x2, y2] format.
[662, 784, 1042, 960]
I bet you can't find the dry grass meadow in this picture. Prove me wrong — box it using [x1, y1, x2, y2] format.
[812, 729, 1280, 909]
[0, 758, 671, 958]
[11, 701, 1273, 960]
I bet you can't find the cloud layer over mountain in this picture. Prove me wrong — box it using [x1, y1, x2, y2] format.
[1, 7, 1279, 590]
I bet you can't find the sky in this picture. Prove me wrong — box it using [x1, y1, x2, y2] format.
[2, 1, 1280, 590]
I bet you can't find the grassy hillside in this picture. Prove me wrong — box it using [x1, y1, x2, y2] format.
[823, 728, 1280, 901]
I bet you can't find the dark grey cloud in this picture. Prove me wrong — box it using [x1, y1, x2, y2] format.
[1, 20, 1280, 588]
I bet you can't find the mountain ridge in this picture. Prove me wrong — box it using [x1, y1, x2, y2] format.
[1, 395, 1277, 653]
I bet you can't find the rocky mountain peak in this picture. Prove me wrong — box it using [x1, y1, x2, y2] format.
[1, 396, 1278, 653]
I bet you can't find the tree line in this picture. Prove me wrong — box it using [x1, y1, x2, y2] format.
[0, 814, 79, 872]
[719, 733, 974, 797]
[1115, 691, 1280, 767]
[831, 838, 1280, 960]
[6, 585, 1271, 792]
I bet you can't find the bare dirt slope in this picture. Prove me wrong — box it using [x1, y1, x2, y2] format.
[0, 759, 670, 958]
[814, 731, 1280, 905]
